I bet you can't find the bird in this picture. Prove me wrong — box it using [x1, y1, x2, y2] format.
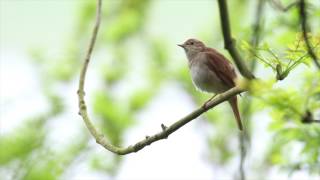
[178, 38, 243, 130]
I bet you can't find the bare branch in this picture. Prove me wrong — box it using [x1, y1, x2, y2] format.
[77, 0, 246, 155]
[239, 1, 266, 179]
[217, 0, 255, 79]
[269, 0, 299, 12]
[100, 87, 244, 155]
[250, 0, 265, 70]
[77, 0, 104, 149]
[78, 0, 102, 93]
[299, 0, 320, 69]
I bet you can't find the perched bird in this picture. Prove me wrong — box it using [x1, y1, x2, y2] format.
[178, 38, 243, 130]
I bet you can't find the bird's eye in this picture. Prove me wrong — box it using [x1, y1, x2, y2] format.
[190, 42, 194, 45]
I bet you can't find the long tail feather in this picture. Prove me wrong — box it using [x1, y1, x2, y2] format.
[228, 96, 243, 131]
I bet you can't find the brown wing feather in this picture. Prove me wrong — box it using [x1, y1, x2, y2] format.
[204, 48, 236, 88]
[204, 48, 242, 130]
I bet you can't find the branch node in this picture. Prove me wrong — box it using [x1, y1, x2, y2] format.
[225, 38, 236, 50]
[77, 90, 85, 96]
[161, 124, 167, 131]
[79, 103, 87, 110]
[95, 133, 105, 144]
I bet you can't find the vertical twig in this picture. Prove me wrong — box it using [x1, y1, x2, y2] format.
[77, 0, 105, 150]
[299, 0, 320, 69]
[239, 0, 266, 180]
[269, 0, 299, 12]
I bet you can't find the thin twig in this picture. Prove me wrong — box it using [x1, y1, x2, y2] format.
[239, 1, 266, 179]
[249, 0, 265, 70]
[267, 49, 280, 63]
[77, 0, 102, 149]
[217, 0, 255, 79]
[269, 0, 299, 12]
[299, 0, 320, 69]
[251, 52, 275, 69]
[286, 52, 309, 72]
[77, 0, 246, 155]
[286, 42, 320, 72]
[78, 0, 101, 95]
[286, 37, 302, 69]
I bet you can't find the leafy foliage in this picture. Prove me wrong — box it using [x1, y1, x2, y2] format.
[242, 33, 320, 80]
[249, 71, 320, 174]
[0, 119, 45, 165]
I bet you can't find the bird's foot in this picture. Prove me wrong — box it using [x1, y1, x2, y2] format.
[202, 94, 217, 109]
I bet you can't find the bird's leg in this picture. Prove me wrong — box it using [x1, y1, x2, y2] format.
[202, 94, 217, 109]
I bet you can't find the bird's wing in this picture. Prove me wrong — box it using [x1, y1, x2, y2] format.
[204, 48, 236, 88]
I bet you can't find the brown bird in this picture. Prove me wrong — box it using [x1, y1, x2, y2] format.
[178, 38, 243, 130]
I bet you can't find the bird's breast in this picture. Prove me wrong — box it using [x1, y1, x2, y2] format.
[190, 59, 227, 93]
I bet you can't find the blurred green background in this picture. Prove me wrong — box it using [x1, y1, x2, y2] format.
[0, 0, 319, 179]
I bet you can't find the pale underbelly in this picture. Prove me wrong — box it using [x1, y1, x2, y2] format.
[190, 63, 227, 93]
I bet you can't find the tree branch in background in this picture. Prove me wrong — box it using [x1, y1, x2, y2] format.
[299, 0, 320, 69]
[269, 0, 299, 12]
[77, 0, 246, 155]
[217, 0, 255, 79]
[249, 0, 265, 71]
[239, 1, 266, 180]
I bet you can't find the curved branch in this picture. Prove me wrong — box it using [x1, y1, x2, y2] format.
[77, 0, 246, 155]
[299, 0, 320, 69]
[78, 0, 102, 94]
[77, 0, 103, 149]
[217, 0, 255, 79]
[87, 86, 244, 155]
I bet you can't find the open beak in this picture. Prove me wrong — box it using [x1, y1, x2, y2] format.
[177, 44, 185, 48]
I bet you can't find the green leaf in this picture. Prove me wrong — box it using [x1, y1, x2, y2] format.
[0, 119, 45, 165]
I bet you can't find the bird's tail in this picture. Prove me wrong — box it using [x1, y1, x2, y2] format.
[228, 96, 243, 131]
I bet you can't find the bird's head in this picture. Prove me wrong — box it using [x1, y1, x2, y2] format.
[178, 39, 205, 59]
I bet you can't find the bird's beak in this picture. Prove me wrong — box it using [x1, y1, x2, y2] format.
[177, 44, 185, 48]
